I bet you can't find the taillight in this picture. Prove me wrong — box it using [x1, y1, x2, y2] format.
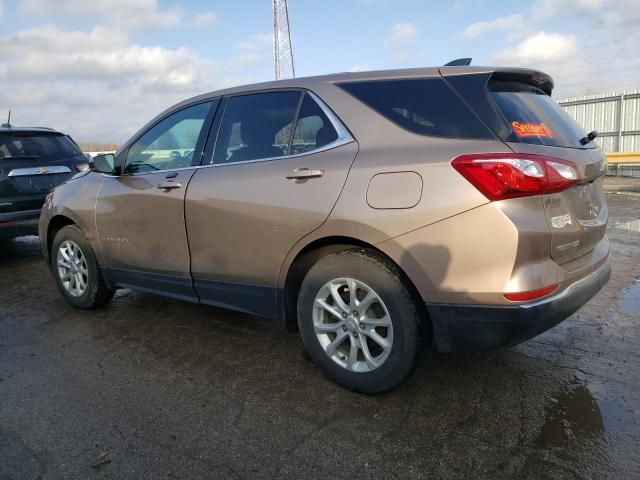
[504, 284, 559, 302]
[451, 153, 579, 201]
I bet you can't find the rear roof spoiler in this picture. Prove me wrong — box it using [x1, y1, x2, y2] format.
[490, 70, 554, 95]
[439, 66, 555, 96]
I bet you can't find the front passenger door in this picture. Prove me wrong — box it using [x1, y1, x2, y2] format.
[95, 100, 215, 300]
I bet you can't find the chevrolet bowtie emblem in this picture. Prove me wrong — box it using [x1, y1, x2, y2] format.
[37, 167, 49, 175]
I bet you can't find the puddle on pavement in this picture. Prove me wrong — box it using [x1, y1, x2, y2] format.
[536, 383, 604, 448]
[537, 378, 637, 449]
[620, 282, 640, 315]
[613, 219, 640, 233]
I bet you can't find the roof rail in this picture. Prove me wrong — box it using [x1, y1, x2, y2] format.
[443, 58, 472, 66]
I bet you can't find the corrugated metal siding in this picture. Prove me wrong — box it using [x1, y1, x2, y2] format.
[558, 89, 640, 153]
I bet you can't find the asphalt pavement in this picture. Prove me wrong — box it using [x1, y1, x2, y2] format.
[1, 178, 639, 479]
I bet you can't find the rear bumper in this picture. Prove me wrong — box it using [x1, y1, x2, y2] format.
[0, 218, 40, 240]
[427, 258, 611, 353]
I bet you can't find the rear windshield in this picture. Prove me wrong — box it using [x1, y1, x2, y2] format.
[338, 78, 493, 139]
[0, 132, 82, 161]
[489, 80, 591, 148]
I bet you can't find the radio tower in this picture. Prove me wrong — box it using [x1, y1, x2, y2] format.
[273, 0, 295, 80]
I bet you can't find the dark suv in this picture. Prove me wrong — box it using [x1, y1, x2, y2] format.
[0, 126, 88, 241]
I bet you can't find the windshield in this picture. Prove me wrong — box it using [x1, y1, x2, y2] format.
[0, 132, 83, 161]
[489, 80, 592, 149]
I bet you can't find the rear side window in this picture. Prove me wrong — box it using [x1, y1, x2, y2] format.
[213, 91, 302, 165]
[0, 133, 82, 161]
[276, 94, 340, 155]
[338, 78, 492, 139]
[488, 80, 591, 148]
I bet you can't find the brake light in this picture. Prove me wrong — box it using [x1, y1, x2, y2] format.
[504, 284, 559, 302]
[451, 153, 579, 201]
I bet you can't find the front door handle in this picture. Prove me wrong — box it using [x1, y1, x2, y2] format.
[286, 168, 324, 180]
[157, 181, 182, 190]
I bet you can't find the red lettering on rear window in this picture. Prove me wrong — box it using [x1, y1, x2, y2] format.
[512, 122, 554, 139]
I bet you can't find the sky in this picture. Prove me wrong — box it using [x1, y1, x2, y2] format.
[0, 0, 638, 143]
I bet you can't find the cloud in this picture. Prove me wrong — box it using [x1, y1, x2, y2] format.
[232, 33, 272, 67]
[465, 0, 639, 96]
[599, 0, 640, 27]
[386, 22, 419, 48]
[193, 11, 217, 28]
[384, 22, 425, 65]
[490, 29, 640, 97]
[237, 33, 273, 51]
[232, 52, 270, 68]
[0, 26, 240, 142]
[532, 0, 604, 18]
[492, 32, 577, 64]
[462, 14, 525, 38]
[19, 0, 184, 29]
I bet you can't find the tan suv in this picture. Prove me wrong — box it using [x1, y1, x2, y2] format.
[40, 66, 610, 393]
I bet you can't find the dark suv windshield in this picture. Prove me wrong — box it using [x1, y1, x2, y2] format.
[488, 80, 591, 149]
[0, 132, 83, 161]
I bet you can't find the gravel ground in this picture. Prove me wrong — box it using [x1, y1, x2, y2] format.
[1, 178, 639, 479]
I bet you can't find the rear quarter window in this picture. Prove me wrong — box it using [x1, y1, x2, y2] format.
[338, 78, 493, 139]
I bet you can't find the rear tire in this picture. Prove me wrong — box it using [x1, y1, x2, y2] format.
[297, 248, 430, 393]
[51, 225, 115, 309]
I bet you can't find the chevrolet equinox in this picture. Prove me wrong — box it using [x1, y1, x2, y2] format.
[40, 66, 610, 393]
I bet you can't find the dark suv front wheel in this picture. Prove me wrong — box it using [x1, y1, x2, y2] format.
[51, 225, 115, 309]
[297, 249, 430, 393]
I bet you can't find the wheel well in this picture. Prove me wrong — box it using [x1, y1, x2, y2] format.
[282, 236, 428, 333]
[47, 215, 75, 256]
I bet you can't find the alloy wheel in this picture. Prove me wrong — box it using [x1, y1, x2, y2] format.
[56, 240, 89, 297]
[313, 278, 393, 373]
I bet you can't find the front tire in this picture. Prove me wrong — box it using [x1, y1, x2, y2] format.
[297, 249, 430, 393]
[51, 225, 115, 309]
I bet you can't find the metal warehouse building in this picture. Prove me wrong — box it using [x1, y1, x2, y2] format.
[559, 90, 640, 153]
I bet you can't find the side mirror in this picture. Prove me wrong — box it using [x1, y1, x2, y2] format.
[90, 153, 118, 175]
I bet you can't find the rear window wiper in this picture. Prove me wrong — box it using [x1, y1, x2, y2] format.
[579, 130, 598, 145]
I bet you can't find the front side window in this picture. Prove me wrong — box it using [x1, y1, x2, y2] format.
[213, 91, 301, 165]
[125, 101, 212, 174]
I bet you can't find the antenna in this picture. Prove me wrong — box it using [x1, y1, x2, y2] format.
[273, 0, 295, 80]
[1, 110, 11, 128]
[444, 58, 472, 66]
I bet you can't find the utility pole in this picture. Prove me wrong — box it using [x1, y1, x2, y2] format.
[273, 0, 295, 80]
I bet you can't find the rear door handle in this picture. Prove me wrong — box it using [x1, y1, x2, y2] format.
[286, 168, 324, 180]
[157, 181, 182, 190]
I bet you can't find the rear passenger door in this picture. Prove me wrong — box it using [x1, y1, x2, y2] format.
[186, 90, 358, 318]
